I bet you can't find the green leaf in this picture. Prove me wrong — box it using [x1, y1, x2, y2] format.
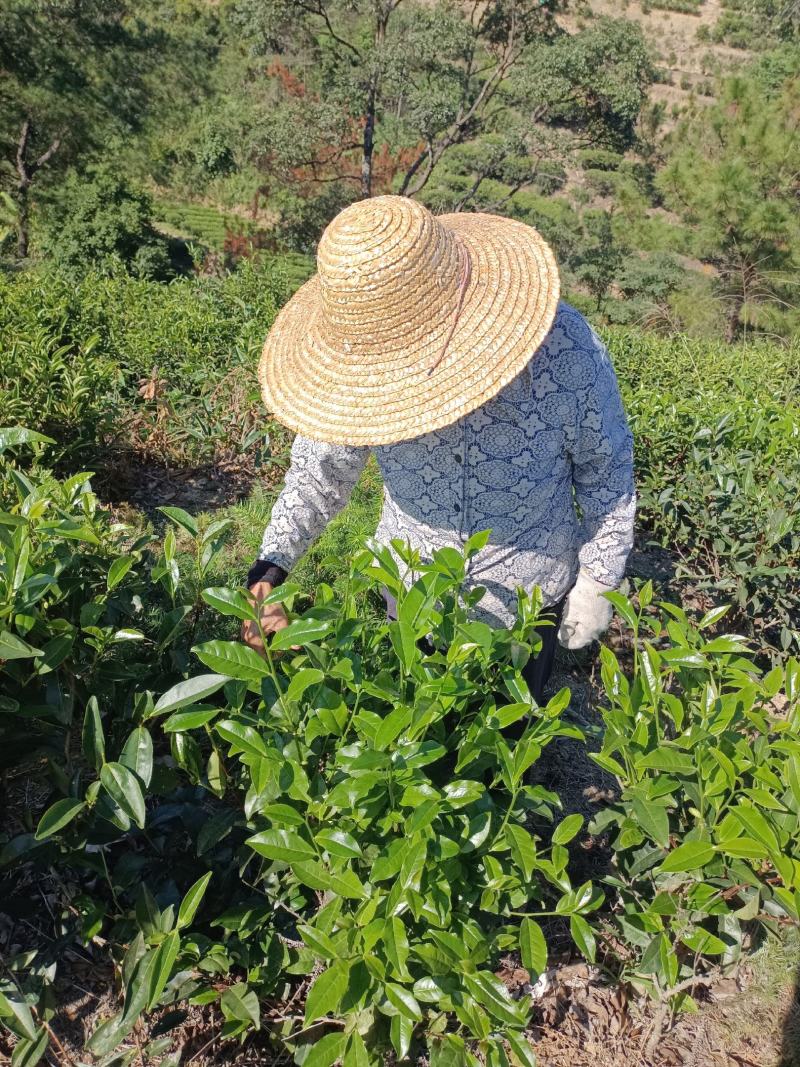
[120, 727, 153, 787]
[0, 427, 54, 453]
[383, 916, 411, 979]
[246, 828, 316, 863]
[11, 1027, 49, 1067]
[430, 1035, 467, 1067]
[315, 828, 362, 859]
[201, 587, 257, 622]
[519, 918, 547, 977]
[220, 983, 260, 1027]
[0, 991, 38, 1041]
[152, 674, 229, 715]
[216, 719, 268, 758]
[158, 506, 199, 538]
[35, 798, 85, 840]
[286, 667, 325, 704]
[389, 620, 418, 671]
[304, 1032, 347, 1067]
[552, 813, 583, 846]
[730, 805, 780, 853]
[162, 706, 220, 732]
[294, 861, 365, 899]
[631, 796, 671, 849]
[659, 841, 714, 873]
[298, 923, 339, 960]
[147, 930, 180, 1010]
[344, 1029, 371, 1067]
[100, 762, 146, 829]
[506, 1032, 537, 1067]
[569, 914, 596, 963]
[82, 695, 105, 771]
[680, 929, 728, 956]
[462, 971, 524, 1027]
[192, 640, 271, 682]
[0, 630, 43, 659]
[305, 961, 350, 1023]
[636, 749, 696, 775]
[107, 555, 134, 591]
[384, 982, 423, 1021]
[177, 872, 212, 929]
[390, 1013, 415, 1059]
[270, 617, 332, 650]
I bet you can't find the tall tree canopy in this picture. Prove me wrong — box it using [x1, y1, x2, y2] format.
[658, 71, 800, 341]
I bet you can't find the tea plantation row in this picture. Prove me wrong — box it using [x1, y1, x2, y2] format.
[1, 428, 798, 1065]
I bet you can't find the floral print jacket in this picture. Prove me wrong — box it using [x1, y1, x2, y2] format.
[257, 302, 636, 626]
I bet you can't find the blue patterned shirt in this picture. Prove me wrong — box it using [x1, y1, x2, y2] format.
[258, 302, 635, 626]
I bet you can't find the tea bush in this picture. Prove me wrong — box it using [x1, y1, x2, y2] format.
[0, 260, 292, 467]
[608, 330, 800, 660]
[2, 434, 799, 1065]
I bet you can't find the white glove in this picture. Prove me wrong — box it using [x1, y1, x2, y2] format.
[558, 571, 614, 649]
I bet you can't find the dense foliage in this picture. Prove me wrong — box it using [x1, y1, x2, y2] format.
[1, 433, 798, 1065]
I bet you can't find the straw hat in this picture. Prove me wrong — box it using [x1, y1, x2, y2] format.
[258, 195, 560, 445]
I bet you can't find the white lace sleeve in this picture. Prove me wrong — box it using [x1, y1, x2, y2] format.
[258, 435, 370, 572]
[569, 330, 636, 589]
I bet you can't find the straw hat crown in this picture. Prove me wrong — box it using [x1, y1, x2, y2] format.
[259, 194, 560, 445]
[317, 196, 463, 357]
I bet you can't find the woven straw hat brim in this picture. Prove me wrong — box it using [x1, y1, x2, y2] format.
[259, 211, 560, 445]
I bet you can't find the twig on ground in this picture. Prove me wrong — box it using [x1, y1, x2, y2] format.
[641, 974, 715, 1062]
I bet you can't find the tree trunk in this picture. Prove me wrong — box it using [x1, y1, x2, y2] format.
[361, 85, 376, 198]
[16, 181, 29, 259]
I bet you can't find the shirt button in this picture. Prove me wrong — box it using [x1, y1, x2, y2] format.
[454, 503, 461, 513]
[454, 453, 463, 463]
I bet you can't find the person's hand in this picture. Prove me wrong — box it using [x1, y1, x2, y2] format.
[557, 571, 614, 649]
[241, 581, 289, 655]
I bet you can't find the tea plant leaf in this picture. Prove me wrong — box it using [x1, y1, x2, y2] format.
[315, 828, 362, 859]
[344, 1030, 371, 1067]
[177, 872, 212, 929]
[390, 1013, 415, 1059]
[298, 923, 339, 960]
[100, 762, 146, 828]
[246, 828, 316, 863]
[304, 1032, 347, 1067]
[631, 796, 671, 848]
[384, 982, 422, 1021]
[107, 555, 134, 591]
[147, 930, 180, 1010]
[120, 727, 153, 787]
[270, 618, 332, 650]
[382, 916, 411, 979]
[636, 749, 696, 774]
[82, 696, 105, 770]
[429, 1035, 468, 1067]
[0, 427, 54, 453]
[158, 506, 199, 538]
[730, 805, 780, 853]
[0, 630, 43, 659]
[286, 667, 325, 704]
[35, 798, 85, 840]
[10, 1026, 48, 1067]
[505, 1031, 538, 1067]
[294, 861, 366, 899]
[389, 620, 418, 670]
[680, 929, 728, 955]
[305, 960, 350, 1023]
[552, 813, 584, 845]
[201, 587, 257, 622]
[0, 991, 38, 1040]
[569, 914, 597, 963]
[462, 971, 523, 1027]
[519, 918, 547, 977]
[162, 706, 220, 732]
[192, 640, 271, 682]
[152, 674, 230, 715]
[659, 841, 714, 872]
[220, 983, 260, 1027]
[216, 719, 268, 758]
